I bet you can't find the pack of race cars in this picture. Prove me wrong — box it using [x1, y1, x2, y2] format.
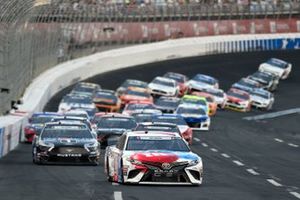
[27, 57, 291, 185]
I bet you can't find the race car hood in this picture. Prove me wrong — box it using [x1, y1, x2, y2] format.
[232, 83, 253, 93]
[148, 83, 176, 93]
[250, 95, 270, 103]
[59, 103, 95, 111]
[181, 114, 208, 123]
[124, 150, 200, 164]
[227, 95, 244, 103]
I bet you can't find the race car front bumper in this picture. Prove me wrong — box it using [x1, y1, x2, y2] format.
[225, 102, 248, 112]
[123, 161, 203, 185]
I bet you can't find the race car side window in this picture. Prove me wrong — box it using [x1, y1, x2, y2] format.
[116, 134, 126, 150]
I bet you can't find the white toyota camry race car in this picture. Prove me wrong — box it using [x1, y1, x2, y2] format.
[258, 58, 292, 80]
[105, 131, 203, 185]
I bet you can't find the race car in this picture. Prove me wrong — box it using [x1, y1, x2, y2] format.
[180, 95, 209, 115]
[135, 122, 181, 136]
[95, 114, 137, 147]
[247, 71, 280, 92]
[152, 114, 193, 145]
[148, 76, 179, 97]
[191, 91, 218, 116]
[58, 94, 96, 114]
[201, 88, 227, 109]
[231, 78, 261, 93]
[175, 104, 210, 131]
[93, 90, 121, 112]
[104, 131, 203, 185]
[154, 96, 180, 113]
[117, 79, 149, 96]
[163, 72, 189, 96]
[70, 82, 101, 97]
[249, 88, 275, 110]
[122, 101, 161, 116]
[119, 89, 153, 106]
[225, 88, 252, 112]
[32, 121, 100, 165]
[258, 58, 292, 80]
[186, 74, 219, 93]
[24, 112, 62, 143]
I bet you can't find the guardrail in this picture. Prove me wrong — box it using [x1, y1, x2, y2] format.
[0, 33, 299, 158]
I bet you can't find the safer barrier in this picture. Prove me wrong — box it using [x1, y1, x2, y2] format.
[0, 33, 299, 158]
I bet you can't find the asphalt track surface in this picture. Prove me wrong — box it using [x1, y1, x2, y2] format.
[1, 50, 300, 200]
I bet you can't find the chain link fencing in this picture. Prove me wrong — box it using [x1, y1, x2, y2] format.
[0, 0, 299, 115]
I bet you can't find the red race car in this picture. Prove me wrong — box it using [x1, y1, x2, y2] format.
[225, 88, 252, 112]
[119, 89, 153, 106]
[164, 72, 189, 97]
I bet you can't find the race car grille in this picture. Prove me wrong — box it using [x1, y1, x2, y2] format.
[51, 147, 88, 154]
[142, 161, 188, 170]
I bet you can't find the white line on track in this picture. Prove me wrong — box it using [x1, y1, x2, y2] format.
[243, 108, 300, 120]
[288, 143, 299, 148]
[267, 179, 283, 187]
[210, 148, 218, 152]
[290, 192, 300, 199]
[232, 160, 245, 166]
[112, 182, 119, 186]
[194, 137, 200, 142]
[221, 153, 231, 158]
[274, 138, 284, 143]
[246, 168, 260, 175]
[114, 191, 123, 200]
[201, 143, 208, 147]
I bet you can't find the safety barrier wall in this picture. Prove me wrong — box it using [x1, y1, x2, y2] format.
[0, 33, 300, 158]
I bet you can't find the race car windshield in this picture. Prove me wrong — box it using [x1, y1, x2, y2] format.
[62, 96, 92, 104]
[182, 98, 206, 106]
[73, 86, 95, 93]
[176, 107, 206, 115]
[239, 80, 258, 88]
[267, 59, 288, 69]
[206, 90, 224, 97]
[98, 118, 137, 129]
[252, 72, 272, 82]
[153, 116, 187, 125]
[126, 104, 155, 111]
[125, 90, 150, 98]
[41, 126, 92, 139]
[122, 80, 147, 88]
[252, 91, 269, 99]
[31, 116, 55, 124]
[136, 125, 179, 133]
[193, 75, 216, 85]
[94, 93, 117, 102]
[65, 113, 88, 119]
[126, 137, 190, 152]
[227, 91, 249, 100]
[155, 98, 180, 108]
[152, 79, 174, 87]
[164, 73, 185, 83]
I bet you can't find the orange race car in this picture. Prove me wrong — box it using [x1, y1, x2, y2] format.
[119, 89, 153, 106]
[93, 90, 121, 112]
[191, 91, 218, 116]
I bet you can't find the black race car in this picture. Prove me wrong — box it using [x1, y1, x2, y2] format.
[32, 121, 100, 165]
[247, 71, 279, 92]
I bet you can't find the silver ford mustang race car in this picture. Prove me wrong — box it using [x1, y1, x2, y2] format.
[105, 131, 203, 185]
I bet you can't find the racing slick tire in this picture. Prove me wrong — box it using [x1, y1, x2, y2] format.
[105, 156, 113, 182]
